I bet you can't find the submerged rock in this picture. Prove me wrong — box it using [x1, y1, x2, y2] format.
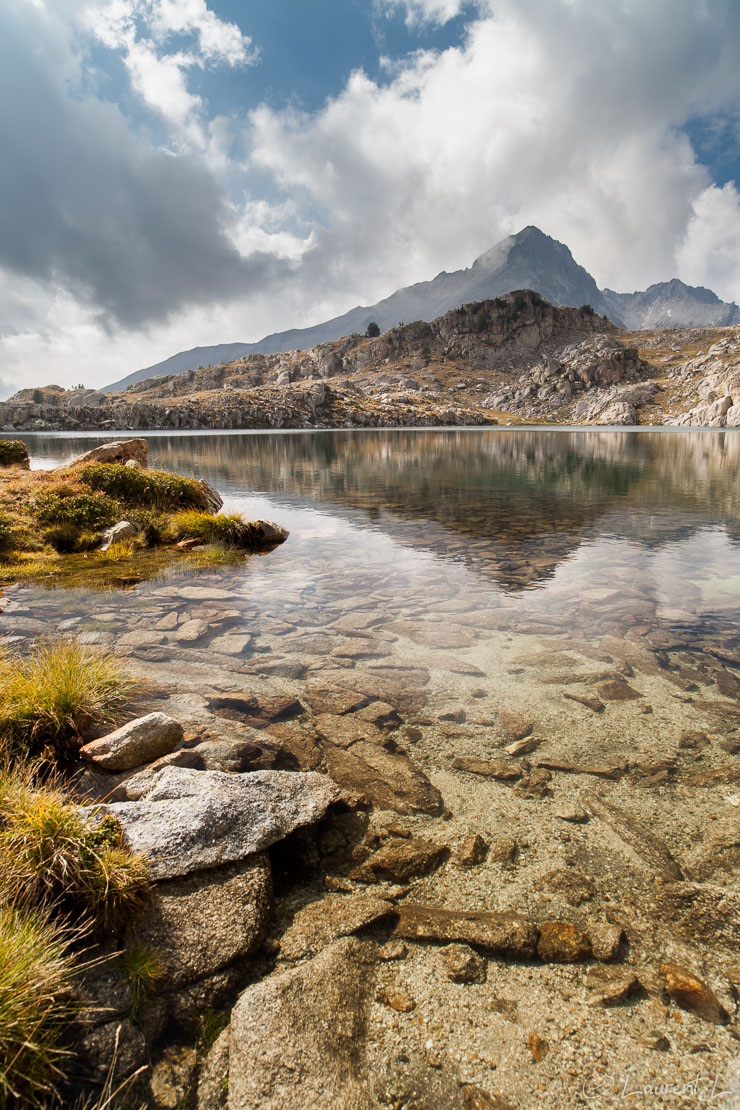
[442, 943, 488, 983]
[536, 921, 591, 963]
[585, 966, 639, 1006]
[351, 837, 448, 883]
[87, 766, 338, 880]
[228, 936, 377, 1109]
[659, 962, 729, 1024]
[395, 904, 538, 958]
[278, 893, 396, 960]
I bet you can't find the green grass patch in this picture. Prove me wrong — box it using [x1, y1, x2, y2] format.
[196, 1009, 230, 1057]
[0, 440, 29, 468]
[121, 945, 165, 1021]
[0, 639, 134, 762]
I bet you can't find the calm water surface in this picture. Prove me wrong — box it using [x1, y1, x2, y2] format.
[4, 428, 740, 735]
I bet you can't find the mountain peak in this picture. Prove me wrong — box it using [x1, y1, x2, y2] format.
[472, 225, 555, 270]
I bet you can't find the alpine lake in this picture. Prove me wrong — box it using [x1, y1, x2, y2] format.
[3, 426, 740, 1108]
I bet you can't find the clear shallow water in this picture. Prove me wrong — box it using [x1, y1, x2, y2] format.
[6, 428, 740, 1104]
[3, 428, 740, 734]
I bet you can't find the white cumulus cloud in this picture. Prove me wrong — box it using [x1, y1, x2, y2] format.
[84, 0, 257, 144]
[677, 183, 740, 304]
[3, 0, 740, 395]
[250, 0, 740, 300]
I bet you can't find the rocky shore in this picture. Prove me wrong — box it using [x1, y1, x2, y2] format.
[3, 291, 740, 434]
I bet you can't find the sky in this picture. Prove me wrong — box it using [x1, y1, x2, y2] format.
[2, 0, 740, 396]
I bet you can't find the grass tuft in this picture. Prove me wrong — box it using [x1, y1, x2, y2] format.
[0, 900, 77, 1107]
[173, 510, 259, 549]
[0, 779, 151, 935]
[99, 540, 136, 562]
[0, 639, 134, 761]
[121, 945, 166, 1021]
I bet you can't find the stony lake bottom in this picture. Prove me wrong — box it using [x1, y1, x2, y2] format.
[2, 427, 740, 1109]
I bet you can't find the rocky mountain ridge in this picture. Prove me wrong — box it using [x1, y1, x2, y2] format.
[3, 290, 740, 432]
[102, 226, 740, 393]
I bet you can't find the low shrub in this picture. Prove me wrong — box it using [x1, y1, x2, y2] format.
[78, 464, 213, 511]
[0, 440, 29, 468]
[0, 639, 134, 761]
[31, 488, 118, 531]
[42, 523, 82, 554]
[125, 508, 170, 546]
[0, 900, 76, 1107]
[173, 510, 256, 548]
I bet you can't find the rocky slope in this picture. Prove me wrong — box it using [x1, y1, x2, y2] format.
[102, 226, 740, 393]
[4, 290, 740, 432]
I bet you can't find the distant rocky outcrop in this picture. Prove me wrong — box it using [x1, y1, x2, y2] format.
[3, 292, 740, 432]
[0, 292, 609, 432]
[101, 226, 740, 392]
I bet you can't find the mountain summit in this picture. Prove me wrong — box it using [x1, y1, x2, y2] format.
[103, 227, 740, 392]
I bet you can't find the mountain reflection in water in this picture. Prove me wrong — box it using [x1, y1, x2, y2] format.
[20, 427, 740, 596]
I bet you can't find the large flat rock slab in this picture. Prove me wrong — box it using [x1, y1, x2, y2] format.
[87, 766, 338, 880]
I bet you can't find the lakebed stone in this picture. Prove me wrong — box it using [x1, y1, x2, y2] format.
[536, 921, 592, 963]
[395, 904, 539, 958]
[278, 893, 396, 960]
[322, 740, 443, 815]
[86, 766, 338, 880]
[350, 837, 448, 883]
[659, 962, 729, 1024]
[585, 966, 639, 1006]
[228, 937, 377, 1109]
[442, 943, 488, 983]
[79, 712, 184, 772]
